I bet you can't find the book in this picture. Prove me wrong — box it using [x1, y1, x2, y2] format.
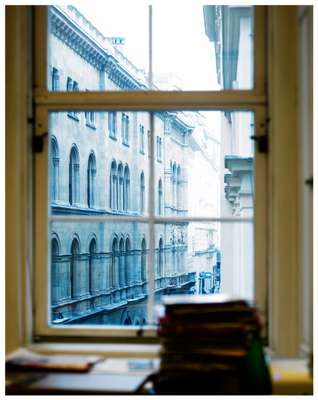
[6, 348, 103, 373]
[154, 294, 271, 395]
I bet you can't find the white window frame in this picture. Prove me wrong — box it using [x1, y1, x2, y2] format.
[34, 5, 268, 340]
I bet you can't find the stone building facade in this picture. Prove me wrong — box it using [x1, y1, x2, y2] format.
[49, 5, 220, 325]
[203, 5, 255, 301]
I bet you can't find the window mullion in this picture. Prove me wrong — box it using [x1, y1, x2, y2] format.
[34, 90, 267, 111]
[146, 7, 155, 325]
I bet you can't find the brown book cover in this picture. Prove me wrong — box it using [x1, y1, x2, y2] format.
[6, 348, 103, 373]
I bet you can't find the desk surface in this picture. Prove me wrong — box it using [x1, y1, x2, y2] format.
[7, 372, 149, 395]
[6, 356, 313, 395]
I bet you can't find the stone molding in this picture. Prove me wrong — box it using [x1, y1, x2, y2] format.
[224, 156, 254, 215]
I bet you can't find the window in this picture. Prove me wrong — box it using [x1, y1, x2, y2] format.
[88, 238, 97, 295]
[108, 112, 117, 138]
[5, 3, 312, 362]
[141, 238, 147, 283]
[66, 77, 73, 91]
[51, 67, 59, 91]
[121, 113, 129, 145]
[50, 137, 59, 202]
[140, 172, 145, 214]
[123, 165, 130, 211]
[111, 237, 118, 289]
[67, 78, 80, 120]
[119, 237, 125, 288]
[85, 111, 96, 128]
[70, 237, 80, 299]
[177, 165, 181, 210]
[117, 163, 124, 211]
[125, 238, 131, 288]
[158, 178, 163, 215]
[51, 237, 59, 305]
[139, 124, 145, 154]
[156, 137, 162, 161]
[158, 238, 164, 277]
[171, 162, 177, 211]
[69, 145, 80, 206]
[87, 152, 96, 208]
[110, 160, 118, 210]
[34, 5, 272, 341]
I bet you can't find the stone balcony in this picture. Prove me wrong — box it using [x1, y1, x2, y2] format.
[51, 272, 196, 324]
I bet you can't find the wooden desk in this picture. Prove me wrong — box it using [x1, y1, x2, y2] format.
[6, 358, 159, 395]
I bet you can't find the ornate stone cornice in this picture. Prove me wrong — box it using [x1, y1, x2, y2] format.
[224, 156, 254, 214]
[50, 9, 107, 70]
[171, 114, 194, 135]
[50, 6, 148, 90]
[105, 56, 146, 90]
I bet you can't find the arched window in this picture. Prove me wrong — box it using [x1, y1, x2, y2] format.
[70, 238, 80, 298]
[51, 237, 59, 304]
[87, 152, 96, 208]
[141, 238, 147, 282]
[118, 163, 124, 211]
[110, 160, 117, 210]
[69, 146, 80, 205]
[51, 137, 59, 202]
[125, 238, 131, 285]
[88, 238, 96, 295]
[172, 244, 177, 275]
[140, 172, 145, 214]
[119, 238, 125, 287]
[108, 111, 116, 138]
[158, 238, 164, 277]
[139, 124, 145, 153]
[177, 165, 182, 209]
[121, 113, 129, 144]
[172, 162, 177, 210]
[158, 178, 163, 215]
[111, 238, 118, 288]
[123, 165, 130, 211]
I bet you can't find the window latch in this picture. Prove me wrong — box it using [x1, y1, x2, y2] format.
[305, 176, 313, 189]
[250, 134, 268, 154]
[33, 132, 48, 153]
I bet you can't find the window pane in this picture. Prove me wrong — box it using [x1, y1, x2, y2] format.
[153, 5, 253, 90]
[48, 108, 254, 326]
[153, 220, 254, 322]
[155, 111, 254, 217]
[49, 221, 149, 326]
[48, 5, 149, 91]
[47, 5, 253, 91]
[48, 111, 150, 216]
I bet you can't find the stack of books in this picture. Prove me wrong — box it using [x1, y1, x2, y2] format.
[155, 294, 272, 395]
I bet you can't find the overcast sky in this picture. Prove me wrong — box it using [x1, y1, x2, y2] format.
[75, 2, 219, 90]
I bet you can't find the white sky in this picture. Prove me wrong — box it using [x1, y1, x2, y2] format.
[75, 3, 220, 90]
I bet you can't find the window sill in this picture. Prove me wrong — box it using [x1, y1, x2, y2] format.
[28, 342, 161, 358]
[109, 134, 117, 141]
[67, 112, 80, 121]
[85, 122, 96, 130]
[122, 142, 130, 147]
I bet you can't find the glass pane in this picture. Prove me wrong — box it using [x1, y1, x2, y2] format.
[49, 221, 149, 326]
[49, 111, 150, 216]
[47, 5, 253, 91]
[153, 4, 253, 90]
[48, 5, 149, 91]
[153, 220, 254, 322]
[48, 109, 255, 326]
[49, 218, 253, 326]
[155, 110, 254, 217]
